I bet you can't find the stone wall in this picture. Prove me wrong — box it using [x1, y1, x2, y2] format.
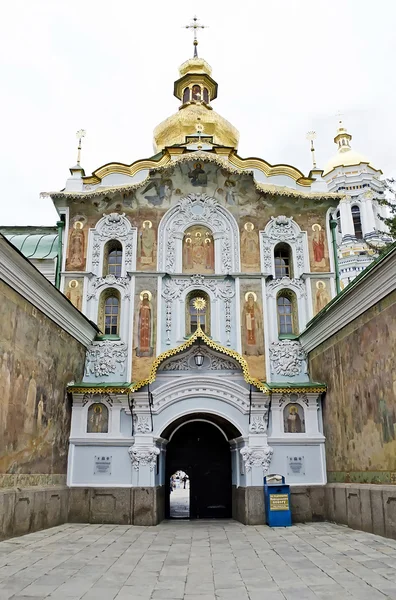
[309, 289, 396, 484]
[0, 281, 86, 478]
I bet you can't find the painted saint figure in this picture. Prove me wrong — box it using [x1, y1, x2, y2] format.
[66, 279, 82, 311]
[142, 176, 172, 206]
[139, 220, 156, 266]
[312, 224, 325, 264]
[241, 222, 260, 270]
[284, 404, 304, 433]
[183, 227, 214, 274]
[241, 292, 264, 355]
[188, 162, 207, 187]
[69, 222, 85, 269]
[136, 291, 153, 357]
[87, 403, 109, 433]
[315, 281, 330, 314]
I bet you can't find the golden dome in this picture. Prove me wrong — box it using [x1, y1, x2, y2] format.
[323, 120, 374, 175]
[153, 57, 239, 152]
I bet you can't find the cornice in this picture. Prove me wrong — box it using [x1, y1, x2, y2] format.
[300, 245, 396, 353]
[0, 236, 97, 348]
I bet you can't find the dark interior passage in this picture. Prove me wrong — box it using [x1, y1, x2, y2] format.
[165, 420, 232, 519]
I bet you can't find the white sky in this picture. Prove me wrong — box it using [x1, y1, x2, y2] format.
[1, 0, 395, 225]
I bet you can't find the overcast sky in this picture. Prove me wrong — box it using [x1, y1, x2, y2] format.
[1, 0, 395, 226]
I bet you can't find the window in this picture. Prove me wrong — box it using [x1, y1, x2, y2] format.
[103, 240, 122, 277]
[336, 210, 341, 233]
[274, 243, 292, 278]
[277, 290, 298, 336]
[183, 87, 190, 103]
[98, 289, 121, 336]
[192, 85, 201, 101]
[186, 291, 210, 335]
[203, 88, 209, 103]
[351, 206, 363, 239]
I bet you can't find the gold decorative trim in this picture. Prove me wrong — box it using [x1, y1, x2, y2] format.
[229, 154, 313, 187]
[70, 386, 133, 394]
[133, 326, 270, 394]
[270, 386, 326, 394]
[82, 154, 171, 185]
[46, 150, 342, 201]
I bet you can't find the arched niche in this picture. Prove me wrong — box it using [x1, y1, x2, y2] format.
[260, 215, 309, 277]
[87, 212, 137, 276]
[157, 194, 240, 274]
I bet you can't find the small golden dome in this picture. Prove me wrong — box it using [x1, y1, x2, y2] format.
[153, 56, 239, 152]
[323, 120, 375, 175]
[153, 103, 239, 152]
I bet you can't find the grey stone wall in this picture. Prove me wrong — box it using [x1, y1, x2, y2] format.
[2, 483, 396, 541]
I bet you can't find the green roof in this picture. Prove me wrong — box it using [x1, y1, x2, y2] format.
[0, 227, 58, 260]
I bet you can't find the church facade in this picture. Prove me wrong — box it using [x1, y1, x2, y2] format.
[33, 53, 390, 524]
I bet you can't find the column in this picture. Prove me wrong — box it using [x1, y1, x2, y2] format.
[339, 198, 355, 241]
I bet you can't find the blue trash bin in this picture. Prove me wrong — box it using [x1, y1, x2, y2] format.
[264, 474, 292, 527]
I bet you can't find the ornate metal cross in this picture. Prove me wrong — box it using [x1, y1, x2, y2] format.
[185, 16, 207, 58]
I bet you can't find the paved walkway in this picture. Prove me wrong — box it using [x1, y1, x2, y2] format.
[170, 487, 190, 518]
[1, 521, 396, 599]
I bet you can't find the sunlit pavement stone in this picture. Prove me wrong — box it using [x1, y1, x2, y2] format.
[1, 521, 396, 598]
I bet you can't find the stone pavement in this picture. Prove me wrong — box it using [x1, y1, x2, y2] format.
[170, 487, 190, 519]
[1, 521, 396, 599]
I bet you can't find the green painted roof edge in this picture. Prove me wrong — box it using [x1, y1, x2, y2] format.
[266, 382, 326, 390]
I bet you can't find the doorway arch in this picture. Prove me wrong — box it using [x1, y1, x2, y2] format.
[162, 413, 241, 519]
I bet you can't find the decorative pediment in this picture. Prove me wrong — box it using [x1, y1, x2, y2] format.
[159, 344, 240, 373]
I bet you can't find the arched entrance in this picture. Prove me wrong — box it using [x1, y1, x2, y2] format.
[163, 414, 241, 519]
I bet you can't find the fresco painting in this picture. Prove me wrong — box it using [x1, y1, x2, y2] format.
[0, 281, 86, 475]
[132, 279, 157, 381]
[87, 403, 109, 433]
[240, 221, 260, 272]
[309, 290, 396, 476]
[66, 218, 87, 271]
[284, 403, 305, 433]
[240, 282, 265, 380]
[311, 279, 331, 315]
[183, 226, 214, 274]
[138, 219, 157, 269]
[65, 277, 84, 311]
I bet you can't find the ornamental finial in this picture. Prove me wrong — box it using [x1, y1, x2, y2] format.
[76, 129, 86, 166]
[306, 131, 317, 170]
[185, 16, 207, 58]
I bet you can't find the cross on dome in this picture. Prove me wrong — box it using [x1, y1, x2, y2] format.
[185, 16, 207, 58]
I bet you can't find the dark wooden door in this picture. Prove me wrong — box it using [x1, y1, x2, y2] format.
[166, 421, 232, 519]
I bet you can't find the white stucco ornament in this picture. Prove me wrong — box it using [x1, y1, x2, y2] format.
[269, 340, 307, 377]
[128, 446, 160, 470]
[85, 341, 128, 377]
[249, 414, 268, 434]
[240, 445, 273, 472]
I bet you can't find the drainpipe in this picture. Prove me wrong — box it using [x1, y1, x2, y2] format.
[330, 219, 341, 294]
[55, 220, 64, 290]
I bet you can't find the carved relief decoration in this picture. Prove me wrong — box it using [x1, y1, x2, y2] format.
[85, 341, 128, 378]
[89, 213, 137, 275]
[249, 413, 268, 434]
[261, 215, 305, 273]
[134, 414, 152, 433]
[240, 445, 273, 472]
[158, 194, 240, 274]
[269, 340, 307, 377]
[87, 274, 131, 300]
[266, 277, 307, 298]
[128, 446, 160, 470]
[160, 345, 240, 372]
[161, 275, 235, 344]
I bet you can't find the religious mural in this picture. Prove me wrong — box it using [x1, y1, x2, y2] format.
[67, 219, 86, 271]
[284, 404, 305, 433]
[183, 226, 214, 274]
[309, 290, 396, 478]
[87, 403, 109, 433]
[138, 220, 156, 269]
[308, 222, 330, 272]
[311, 279, 331, 316]
[240, 221, 260, 272]
[132, 279, 157, 381]
[0, 281, 85, 475]
[240, 283, 265, 380]
[65, 277, 83, 311]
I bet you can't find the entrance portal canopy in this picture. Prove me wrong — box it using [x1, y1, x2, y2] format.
[69, 326, 270, 395]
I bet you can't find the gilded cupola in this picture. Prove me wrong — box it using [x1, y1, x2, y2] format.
[153, 56, 240, 152]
